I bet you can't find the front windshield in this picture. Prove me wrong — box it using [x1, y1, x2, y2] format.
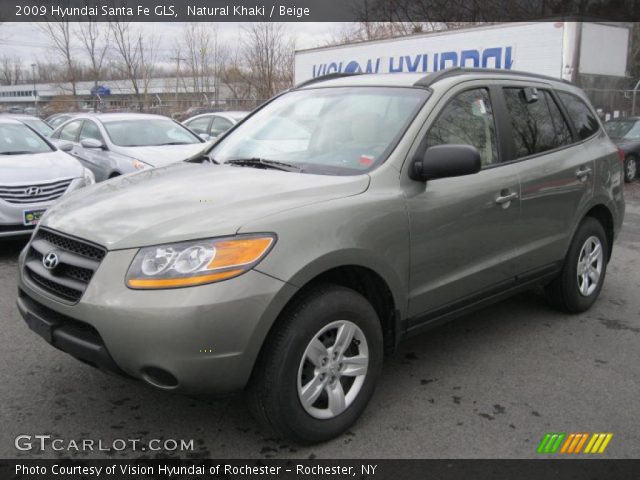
[103, 119, 202, 147]
[209, 87, 429, 175]
[605, 120, 640, 140]
[0, 123, 53, 155]
[22, 119, 53, 137]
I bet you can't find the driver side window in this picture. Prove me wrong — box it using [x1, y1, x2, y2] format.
[426, 88, 498, 167]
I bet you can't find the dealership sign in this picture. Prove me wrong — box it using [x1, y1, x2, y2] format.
[295, 23, 567, 83]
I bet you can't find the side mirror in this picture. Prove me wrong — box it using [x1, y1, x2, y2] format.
[80, 138, 104, 149]
[198, 133, 212, 142]
[410, 144, 481, 181]
[55, 140, 74, 152]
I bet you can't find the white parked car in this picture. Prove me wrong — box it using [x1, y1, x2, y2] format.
[51, 113, 209, 182]
[0, 118, 94, 238]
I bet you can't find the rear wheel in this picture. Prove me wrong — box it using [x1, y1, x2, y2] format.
[624, 155, 637, 182]
[545, 217, 608, 313]
[247, 284, 383, 444]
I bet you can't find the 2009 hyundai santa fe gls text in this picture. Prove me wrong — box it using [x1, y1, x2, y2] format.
[17, 68, 625, 444]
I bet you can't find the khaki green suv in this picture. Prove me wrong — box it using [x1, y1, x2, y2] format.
[17, 68, 625, 443]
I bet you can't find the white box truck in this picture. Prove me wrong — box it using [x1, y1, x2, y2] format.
[294, 22, 630, 84]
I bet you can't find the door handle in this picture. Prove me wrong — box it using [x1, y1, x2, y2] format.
[495, 191, 518, 205]
[576, 167, 592, 179]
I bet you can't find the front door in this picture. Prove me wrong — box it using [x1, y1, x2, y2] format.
[405, 86, 521, 320]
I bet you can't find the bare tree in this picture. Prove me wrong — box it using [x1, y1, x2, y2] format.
[77, 19, 109, 109]
[182, 23, 213, 97]
[139, 31, 158, 108]
[219, 41, 253, 102]
[37, 21, 78, 100]
[109, 20, 143, 109]
[241, 23, 294, 100]
[0, 55, 24, 85]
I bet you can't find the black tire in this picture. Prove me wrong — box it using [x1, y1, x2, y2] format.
[247, 283, 383, 444]
[109, 172, 121, 179]
[624, 155, 637, 183]
[545, 217, 608, 313]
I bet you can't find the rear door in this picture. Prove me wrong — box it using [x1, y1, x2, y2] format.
[498, 84, 595, 274]
[405, 84, 522, 319]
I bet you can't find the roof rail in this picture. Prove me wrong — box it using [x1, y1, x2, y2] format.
[414, 67, 572, 88]
[293, 72, 364, 89]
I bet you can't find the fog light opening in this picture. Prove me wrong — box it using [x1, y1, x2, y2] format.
[141, 367, 179, 389]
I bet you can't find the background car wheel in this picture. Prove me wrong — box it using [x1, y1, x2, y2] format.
[624, 155, 637, 183]
[545, 217, 608, 313]
[247, 283, 383, 444]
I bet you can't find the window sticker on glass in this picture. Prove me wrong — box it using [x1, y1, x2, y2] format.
[472, 98, 487, 116]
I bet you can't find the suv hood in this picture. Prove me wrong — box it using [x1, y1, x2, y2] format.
[0, 150, 83, 184]
[42, 162, 370, 249]
[124, 144, 208, 167]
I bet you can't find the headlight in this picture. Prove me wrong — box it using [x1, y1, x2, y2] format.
[126, 234, 276, 289]
[83, 168, 95, 185]
[133, 159, 150, 170]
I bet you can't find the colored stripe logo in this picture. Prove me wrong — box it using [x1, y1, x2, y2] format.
[537, 433, 613, 454]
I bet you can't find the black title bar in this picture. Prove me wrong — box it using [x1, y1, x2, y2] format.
[1, 0, 640, 22]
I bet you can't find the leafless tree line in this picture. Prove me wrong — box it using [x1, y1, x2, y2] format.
[0, 21, 295, 108]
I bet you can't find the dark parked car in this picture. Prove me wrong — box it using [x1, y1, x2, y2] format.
[604, 117, 640, 182]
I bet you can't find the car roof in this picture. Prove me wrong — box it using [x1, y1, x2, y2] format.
[0, 117, 26, 125]
[75, 112, 174, 122]
[0, 114, 43, 121]
[186, 111, 249, 122]
[294, 68, 573, 91]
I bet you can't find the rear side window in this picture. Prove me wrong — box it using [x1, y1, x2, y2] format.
[557, 92, 600, 140]
[503, 88, 572, 158]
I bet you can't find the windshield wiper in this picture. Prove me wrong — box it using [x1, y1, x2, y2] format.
[157, 141, 190, 146]
[0, 151, 33, 155]
[226, 157, 303, 172]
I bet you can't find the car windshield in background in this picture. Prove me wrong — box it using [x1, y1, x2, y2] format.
[22, 119, 54, 137]
[0, 123, 53, 155]
[605, 120, 640, 140]
[103, 119, 202, 147]
[209, 87, 429, 175]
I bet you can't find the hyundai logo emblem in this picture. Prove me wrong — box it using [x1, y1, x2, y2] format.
[25, 186, 41, 196]
[42, 251, 59, 270]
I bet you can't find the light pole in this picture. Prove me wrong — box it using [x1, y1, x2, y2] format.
[30, 63, 37, 116]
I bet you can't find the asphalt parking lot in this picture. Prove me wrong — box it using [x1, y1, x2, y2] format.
[1, 182, 639, 460]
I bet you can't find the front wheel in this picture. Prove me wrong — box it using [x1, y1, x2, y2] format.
[545, 217, 608, 313]
[624, 155, 637, 183]
[247, 284, 383, 444]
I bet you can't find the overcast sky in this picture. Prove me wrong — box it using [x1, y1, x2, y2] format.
[0, 22, 344, 68]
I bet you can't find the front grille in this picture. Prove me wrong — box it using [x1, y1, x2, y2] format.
[24, 228, 106, 303]
[0, 178, 73, 204]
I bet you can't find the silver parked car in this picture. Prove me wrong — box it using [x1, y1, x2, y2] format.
[17, 69, 624, 443]
[0, 118, 94, 238]
[183, 111, 249, 139]
[1, 114, 54, 137]
[50, 113, 208, 182]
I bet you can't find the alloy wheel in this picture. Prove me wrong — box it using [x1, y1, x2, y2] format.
[576, 236, 603, 297]
[297, 320, 369, 420]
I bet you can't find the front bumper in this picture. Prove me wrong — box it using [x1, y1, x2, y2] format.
[18, 246, 297, 395]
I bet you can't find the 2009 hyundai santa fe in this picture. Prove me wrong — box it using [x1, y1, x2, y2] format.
[17, 68, 625, 443]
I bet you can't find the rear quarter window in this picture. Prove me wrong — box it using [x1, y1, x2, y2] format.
[557, 92, 600, 140]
